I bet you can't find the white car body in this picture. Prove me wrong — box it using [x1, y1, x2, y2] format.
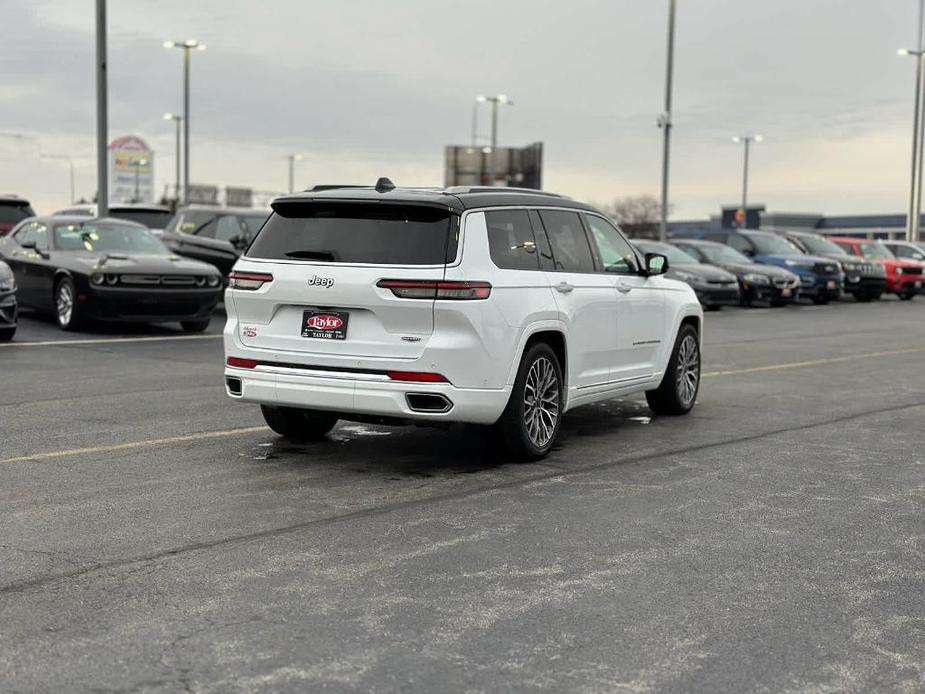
[223, 186, 703, 428]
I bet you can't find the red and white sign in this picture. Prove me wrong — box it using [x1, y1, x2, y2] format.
[305, 315, 343, 331]
[109, 135, 154, 204]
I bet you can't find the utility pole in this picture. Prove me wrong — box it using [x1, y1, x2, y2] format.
[95, 0, 108, 217]
[164, 114, 182, 205]
[733, 135, 763, 229]
[658, 0, 677, 241]
[288, 153, 302, 194]
[164, 40, 205, 204]
[900, 0, 925, 242]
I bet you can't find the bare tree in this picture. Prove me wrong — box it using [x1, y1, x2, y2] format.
[602, 195, 671, 239]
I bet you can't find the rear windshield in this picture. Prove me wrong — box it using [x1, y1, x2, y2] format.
[111, 209, 174, 229]
[0, 204, 34, 225]
[247, 203, 458, 265]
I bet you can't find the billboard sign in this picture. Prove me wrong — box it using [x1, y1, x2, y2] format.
[225, 186, 254, 208]
[187, 184, 220, 205]
[444, 141, 543, 189]
[109, 135, 154, 204]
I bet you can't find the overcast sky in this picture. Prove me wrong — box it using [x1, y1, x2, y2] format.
[0, 0, 919, 218]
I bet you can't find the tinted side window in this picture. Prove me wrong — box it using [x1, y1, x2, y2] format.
[485, 210, 539, 270]
[583, 214, 639, 274]
[215, 216, 246, 243]
[537, 210, 595, 273]
[726, 234, 752, 254]
[17, 222, 49, 250]
[527, 210, 556, 270]
[704, 233, 727, 244]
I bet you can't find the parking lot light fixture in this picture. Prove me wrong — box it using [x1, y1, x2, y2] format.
[481, 95, 514, 185]
[472, 96, 487, 146]
[899, 36, 925, 242]
[163, 39, 206, 204]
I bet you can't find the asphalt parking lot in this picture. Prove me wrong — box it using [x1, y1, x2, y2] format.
[1, 300, 924, 693]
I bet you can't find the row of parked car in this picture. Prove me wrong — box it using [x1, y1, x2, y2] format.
[0, 192, 922, 344]
[0, 195, 270, 339]
[632, 228, 925, 310]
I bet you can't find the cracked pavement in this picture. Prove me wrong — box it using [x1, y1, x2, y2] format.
[1, 301, 924, 693]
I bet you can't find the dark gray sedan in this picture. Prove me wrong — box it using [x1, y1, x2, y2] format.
[632, 239, 741, 310]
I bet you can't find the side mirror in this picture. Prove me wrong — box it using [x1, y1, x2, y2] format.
[19, 240, 37, 250]
[645, 252, 669, 276]
[19, 240, 49, 258]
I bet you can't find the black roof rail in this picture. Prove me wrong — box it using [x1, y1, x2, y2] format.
[442, 186, 569, 199]
[308, 184, 372, 192]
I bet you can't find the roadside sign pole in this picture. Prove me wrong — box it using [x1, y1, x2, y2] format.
[658, 0, 676, 242]
[95, 0, 108, 217]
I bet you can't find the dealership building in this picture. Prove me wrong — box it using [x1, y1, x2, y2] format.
[669, 205, 917, 240]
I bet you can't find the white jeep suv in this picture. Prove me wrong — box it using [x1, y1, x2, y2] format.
[224, 180, 703, 460]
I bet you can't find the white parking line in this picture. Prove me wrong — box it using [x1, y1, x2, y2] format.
[0, 426, 269, 465]
[0, 334, 222, 348]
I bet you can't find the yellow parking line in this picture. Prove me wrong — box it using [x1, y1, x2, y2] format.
[703, 346, 925, 377]
[0, 334, 222, 348]
[3, 346, 923, 465]
[0, 426, 268, 465]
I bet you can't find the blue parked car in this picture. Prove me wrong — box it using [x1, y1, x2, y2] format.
[671, 229, 844, 304]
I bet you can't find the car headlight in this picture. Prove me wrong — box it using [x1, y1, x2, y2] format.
[0, 277, 15, 292]
[90, 273, 105, 285]
[743, 273, 770, 285]
[672, 270, 700, 284]
[207, 275, 221, 287]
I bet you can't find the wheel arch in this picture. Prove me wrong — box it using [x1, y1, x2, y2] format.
[507, 322, 568, 389]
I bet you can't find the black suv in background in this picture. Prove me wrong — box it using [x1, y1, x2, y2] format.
[161, 205, 270, 275]
[784, 230, 887, 302]
[0, 195, 36, 236]
[672, 238, 801, 306]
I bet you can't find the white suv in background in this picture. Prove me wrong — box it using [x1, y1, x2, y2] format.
[224, 180, 703, 460]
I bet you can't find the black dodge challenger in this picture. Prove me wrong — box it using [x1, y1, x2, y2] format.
[0, 216, 223, 332]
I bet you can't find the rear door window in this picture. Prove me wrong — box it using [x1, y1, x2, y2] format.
[247, 203, 457, 265]
[486, 209, 539, 270]
[0, 204, 33, 225]
[536, 210, 595, 273]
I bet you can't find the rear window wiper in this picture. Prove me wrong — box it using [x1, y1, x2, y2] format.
[283, 250, 337, 261]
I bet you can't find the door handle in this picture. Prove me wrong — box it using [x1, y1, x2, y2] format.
[617, 281, 633, 294]
[554, 282, 574, 294]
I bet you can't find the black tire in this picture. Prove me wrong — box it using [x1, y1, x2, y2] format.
[811, 294, 831, 305]
[769, 299, 787, 308]
[495, 341, 564, 461]
[899, 291, 916, 301]
[181, 318, 211, 333]
[854, 293, 873, 303]
[261, 405, 338, 440]
[704, 304, 722, 312]
[0, 326, 14, 342]
[54, 276, 83, 331]
[646, 324, 701, 416]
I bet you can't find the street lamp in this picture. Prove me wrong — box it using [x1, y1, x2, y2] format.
[472, 95, 487, 146]
[288, 153, 303, 194]
[129, 158, 149, 202]
[732, 135, 763, 229]
[900, 43, 925, 242]
[658, 0, 677, 241]
[480, 95, 513, 185]
[163, 113, 182, 205]
[163, 39, 205, 204]
[41, 154, 76, 203]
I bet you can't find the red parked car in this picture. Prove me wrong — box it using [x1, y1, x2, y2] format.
[832, 237, 924, 300]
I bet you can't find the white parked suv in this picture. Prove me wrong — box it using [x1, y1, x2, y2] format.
[224, 180, 703, 460]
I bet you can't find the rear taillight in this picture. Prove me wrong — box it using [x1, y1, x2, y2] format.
[387, 371, 448, 383]
[377, 279, 491, 300]
[226, 357, 259, 369]
[228, 272, 273, 290]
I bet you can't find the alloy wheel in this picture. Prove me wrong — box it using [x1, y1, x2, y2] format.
[676, 334, 700, 407]
[523, 356, 559, 448]
[56, 282, 74, 327]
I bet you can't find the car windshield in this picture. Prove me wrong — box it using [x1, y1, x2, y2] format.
[634, 242, 699, 265]
[859, 242, 894, 260]
[793, 234, 846, 256]
[749, 233, 803, 255]
[111, 209, 174, 229]
[698, 244, 752, 265]
[53, 221, 169, 254]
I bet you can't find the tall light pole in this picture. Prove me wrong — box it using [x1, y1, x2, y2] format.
[95, 0, 108, 217]
[130, 158, 149, 202]
[472, 95, 487, 146]
[481, 95, 513, 185]
[658, 0, 677, 241]
[41, 154, 76, 203]
[899, 1, 925, 243]
[732, 135, 762, 228]
[163, 39, 205, 204]
[288, 153, 303, 194]
[163, 113, 182, 205]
